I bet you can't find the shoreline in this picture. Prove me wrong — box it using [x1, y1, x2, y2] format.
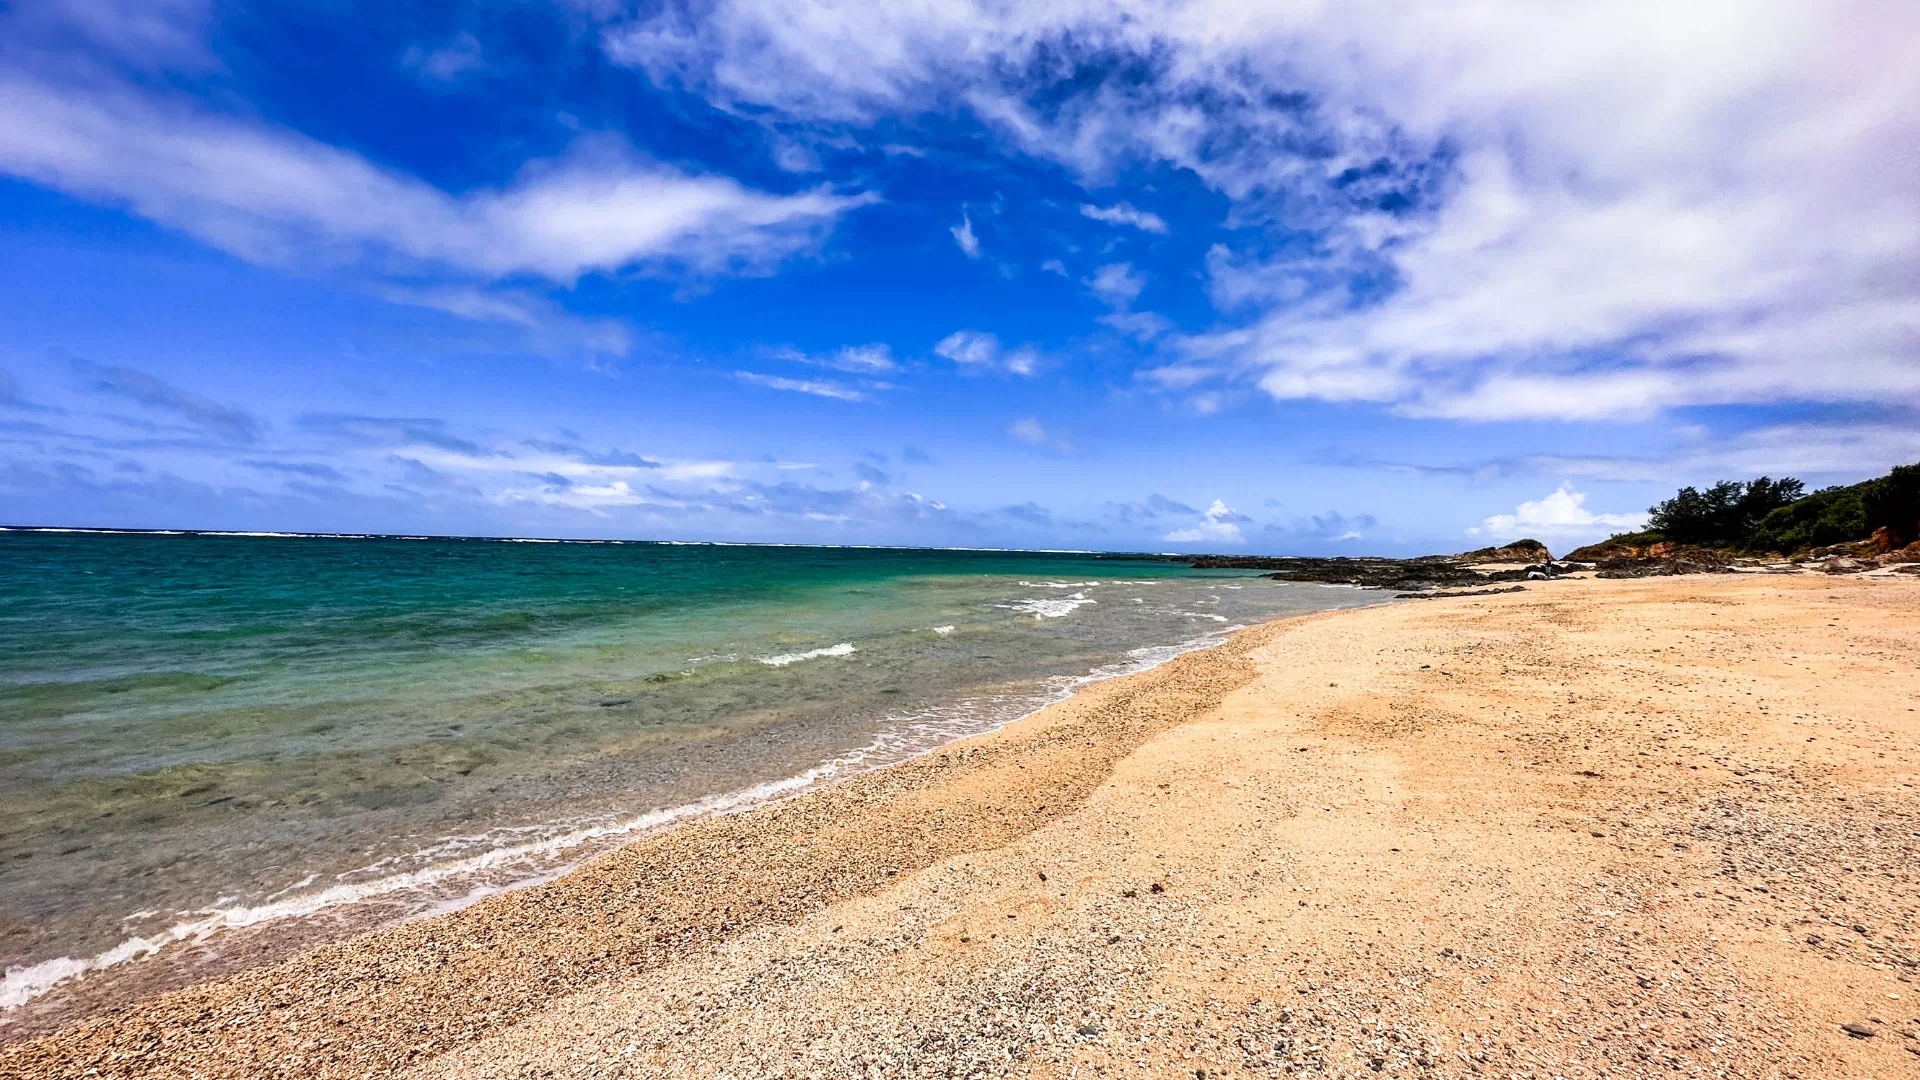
[0, 608, 1309, 1041]
[5, 573, 1916, 1078]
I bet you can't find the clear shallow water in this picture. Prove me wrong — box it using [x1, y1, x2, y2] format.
[0, 531, 1385, 1015]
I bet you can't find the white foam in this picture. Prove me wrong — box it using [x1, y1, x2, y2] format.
[1, 751, 882, 1011]
[684, 652, 741, 665]
[757, 642, 856, 666]
[1018, 580, 1100, 589]
[0, 619, 1253, 1013]
[928, 625, 956, 636]
[997, 591, 1097, 619]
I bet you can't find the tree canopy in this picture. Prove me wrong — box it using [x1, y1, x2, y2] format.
[1646, 477, 1804, 547]
[1622, 463, 1918, 553]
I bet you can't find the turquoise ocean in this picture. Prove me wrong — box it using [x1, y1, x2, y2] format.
[0, 530, 1384, 1024]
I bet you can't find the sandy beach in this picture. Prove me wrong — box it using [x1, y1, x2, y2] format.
[4, 572, 1916, 1078]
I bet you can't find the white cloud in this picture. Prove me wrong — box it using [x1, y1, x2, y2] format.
[0, 75, 874, 286]
[772, 343, 896, 373]
[936, 330, 996, 367]
[734, 371, 869, 401]
[1139, 364, 1212, 390]
[1102, 310, 1173, 342]
[1008, 417, 1046, 445]
[1512, 420, 1920, 486]
[1469, 484, 1649, 542]
[1006, 416, 1074, 453]
[1164, 498, 1248, 544]
[1080, 201, 1168, 234]
[1039, 258, 1067, 276]
[950, 212, 980, 258]
[1086, 262, 1144, 308]
[1087, 262, 1168, 339]
[935, 330, 1038, 376]
[599, 1, 1920, 421]
[3, 0, 213, 71]
[373, 284, 634, 358]
[769, 135, 823, 173]
[403, 31, 486, 83]
[826, 344, 896, 373]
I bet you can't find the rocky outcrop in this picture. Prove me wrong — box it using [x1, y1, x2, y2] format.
[1186, 539, 1576, 591]
[1187, 556, 1481, 589]
[1452, 539, 1552, 564]
[1563, 538, 1735, 579]
[1561, 531, 1920, 578]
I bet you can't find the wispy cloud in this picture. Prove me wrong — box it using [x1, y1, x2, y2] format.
[0, 369, 60, 414]
[1087, 262, 1170, 342]
[520, 439, 662, 469]
[0, 76, 875, 286]
[296, 414, 487, 456]
[374, 284, 635, 358]
[734, 371, 869, 402]
[4, 0, 214, 71]
[770, 343, 896, 373]
[1108, 493, 1197, 524]
[71, 358, 262, 444]
[0, 371, 26, 408]
[1002, 501, 1051, 525]
[403, 32, 486, 83]
[241, 459, 347, 483]
[936, 330, 1038, 377]
[1007, 417, 1047, 446]
[1080, 202, 1167, 234]
[1323, 417, 1920, 488]
[1266, 510, 1377, 544]
[949, 212, 980, 258]
[1007, 416, 1072, 453]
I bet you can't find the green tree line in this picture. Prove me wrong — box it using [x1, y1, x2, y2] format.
[1636, 463, 1919, 553]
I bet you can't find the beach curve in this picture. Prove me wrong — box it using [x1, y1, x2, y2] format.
[3, 573, 1916, 1079]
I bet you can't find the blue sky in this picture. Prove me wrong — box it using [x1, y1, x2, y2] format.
[2, 1, 1916, 554]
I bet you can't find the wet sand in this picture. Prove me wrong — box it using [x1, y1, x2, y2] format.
[4, 573, 1916, 1078]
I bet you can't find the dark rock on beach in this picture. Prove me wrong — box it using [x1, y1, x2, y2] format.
[1482, 561, 1582, 582]
[1396, 585, 1530, 600]
[1192, 556, 1487, 590]
[1185, 540, 1580, 592]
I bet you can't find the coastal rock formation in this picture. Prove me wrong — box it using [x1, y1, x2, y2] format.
[1200, 556, 1486, 590]
[1564, 539, 1737, 579]
[1186, 539, 1572, 591]
[1451, 539, 1552, 563]
[1564, 532, 1920, 578]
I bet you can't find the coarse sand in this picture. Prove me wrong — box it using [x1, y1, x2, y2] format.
[3, 572, 1915, 1078]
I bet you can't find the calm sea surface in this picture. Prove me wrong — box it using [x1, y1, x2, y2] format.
[0, 531, 1385, 1019]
